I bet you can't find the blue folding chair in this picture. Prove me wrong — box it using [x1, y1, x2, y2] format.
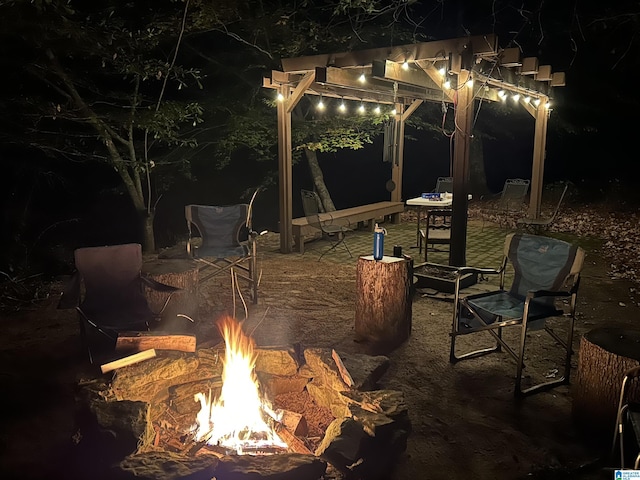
[448, 233, 585, 396]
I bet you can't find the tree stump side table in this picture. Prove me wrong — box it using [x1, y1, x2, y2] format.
[142, 258, 200, 327]
[572, 327, 640, 440]
[355, 255, 412, 353]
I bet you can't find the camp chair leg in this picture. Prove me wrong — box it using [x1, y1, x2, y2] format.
[318, 232, 352, 261]
[450, 327, 503, 363]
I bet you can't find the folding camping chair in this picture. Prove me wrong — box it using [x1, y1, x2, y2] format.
[448, 233, 585, 397]
[58, 243, 182, 364]
[185, 190, 261, 304]
[419, 208, 452, 262]
[300, 189, 352, 260]
[517, 183, 569, 233]
[434, 176, 453, 193]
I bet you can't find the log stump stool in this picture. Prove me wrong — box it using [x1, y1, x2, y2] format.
[572, 327, 640, 440]
[143, 258, 199, 329]
[355, 255, 412, 353]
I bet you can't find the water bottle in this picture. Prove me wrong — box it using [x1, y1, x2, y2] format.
[373, 224, 386, 260]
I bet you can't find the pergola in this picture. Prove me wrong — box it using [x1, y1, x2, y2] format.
[263, 34, 565, 265]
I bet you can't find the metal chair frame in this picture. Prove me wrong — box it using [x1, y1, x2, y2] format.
[611, 366, 640, 469]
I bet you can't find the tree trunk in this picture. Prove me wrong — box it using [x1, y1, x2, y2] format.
[572, 327, 640, 441]
[304, 148, 336, 212]
[469, 136, 490, 197]
[140, 210, 156, 253]
[142, 258, 199, 329]
[355, 255, 412, 354]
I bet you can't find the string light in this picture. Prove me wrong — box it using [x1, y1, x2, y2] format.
[438, 67, 446, 76]
[338, 97, 346, 113]
[534, 98, 541, 107]
[402, 61, 409, 70]
[512, 93, 520, 102]
[276, 92, 284, 102]
[443, 77, 451, 89]
[374, 104, 381, 114]
[359, 73, 366, 83]
[498, 90, 507, 101]
[358, 101, 366, 114]
[466, 75, 473, 88]
[391, 108, 397, 115]
[316, 95, 325, 111]
[524, 96, 531, 104]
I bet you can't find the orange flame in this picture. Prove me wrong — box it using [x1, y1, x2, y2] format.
[193, 315, 286, 454]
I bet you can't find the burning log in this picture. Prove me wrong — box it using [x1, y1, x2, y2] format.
[331, 349, 354, 388]
[100, 349, 156, 374]
[115, 331, 197, 353]
[279, 410, 308, 437]
[275, 422, 313, 455]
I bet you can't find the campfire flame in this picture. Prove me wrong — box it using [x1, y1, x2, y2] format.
[193, 315, 287, 454]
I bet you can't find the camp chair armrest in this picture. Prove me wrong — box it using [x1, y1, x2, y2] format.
[57, 271, 81, 309]
[141, 276, 182, 294]
[525, 289, 572, 300]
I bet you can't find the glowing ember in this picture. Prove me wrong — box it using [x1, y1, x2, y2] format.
[193, 316, 287, 454]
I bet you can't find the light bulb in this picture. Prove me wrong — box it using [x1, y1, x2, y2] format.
[544, 101, 551, 109]
[358, 103, 365, 114]
[391, 108, 397, 115]
[512, 93, 520, 102]
[359, 73, 366, 83]
[276, 93, 284, 102]
[438, 67, 446, 76]
[374, 105, 381, 114]
[443, 79, 451, 89]
[524, 96, 531, 104]
[402, 61, 409, 70]
[534, 98, 541, 107]
[317, 99, 325, 111]
[466, 76, 473, 88]
[339, 100, 346, 113]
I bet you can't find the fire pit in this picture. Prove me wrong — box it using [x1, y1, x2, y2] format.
[413, 262, 477, 294]
[75, 316, 410, 480]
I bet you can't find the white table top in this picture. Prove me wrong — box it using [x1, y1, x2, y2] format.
[405, 193, 471, 207]
[406, 196, 453, 207]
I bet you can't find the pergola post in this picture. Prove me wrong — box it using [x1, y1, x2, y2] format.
[450, 69, 473, 266]
[390, 103, 404, 205]
[276, 83, 293, 253]
[528, 96, 549, 219]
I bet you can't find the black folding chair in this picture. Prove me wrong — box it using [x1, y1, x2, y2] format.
[58, 243, 181, 364]
[185, 190, 261, 304]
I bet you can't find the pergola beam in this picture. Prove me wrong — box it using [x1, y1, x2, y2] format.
[281, 34, 499, 72]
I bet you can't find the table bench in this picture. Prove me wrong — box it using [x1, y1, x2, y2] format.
[292, 201, 405, 253]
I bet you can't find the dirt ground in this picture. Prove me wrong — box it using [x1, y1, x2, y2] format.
[1, 215, 639, 480]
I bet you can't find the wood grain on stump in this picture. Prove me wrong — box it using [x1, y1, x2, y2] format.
[143, 258, 199, 327]
[355, 255, 412, 353]
[572, 327, 640, 439]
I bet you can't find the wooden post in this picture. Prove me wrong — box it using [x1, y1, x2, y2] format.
[142, 259, 199, 326]
[355, 255, 412, 352]
[572, 327, 640, 439]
